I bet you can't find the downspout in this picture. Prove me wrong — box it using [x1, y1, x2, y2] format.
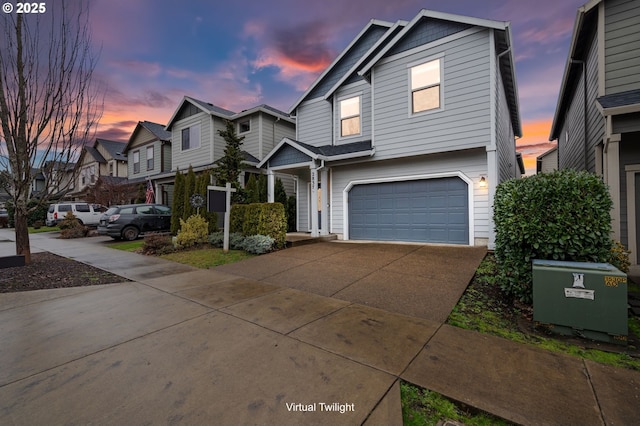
[571, 59, 588, 170]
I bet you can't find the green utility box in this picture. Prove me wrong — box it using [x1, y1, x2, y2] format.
[532, 259, 628, 344]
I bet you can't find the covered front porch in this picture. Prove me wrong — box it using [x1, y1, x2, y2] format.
[258, 138, 374, 238]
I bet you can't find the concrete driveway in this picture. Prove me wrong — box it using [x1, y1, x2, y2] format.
[0, 235, 484, 425]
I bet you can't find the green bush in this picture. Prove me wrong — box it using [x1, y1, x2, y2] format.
[58, 211, 80, 230]
[229, 232, 246, 250]
[5, 200, 49, 227]
[176, 214, 209, 249]
[493, 169, 613, 304]
[230, 204, 248, 233]
[608, 240, 630, 273]
[59, 212, 88, 239]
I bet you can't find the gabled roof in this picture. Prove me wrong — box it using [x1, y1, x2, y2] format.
[124, 121, 171, 154]
[288, 19, 395, 113]
[84, 146, 106, 163]
[96, 139, 127, 162]
[549, 0, 602, 140]
[166, 96, 294, 130]
[597, 88, 640, 113]
[258, 138, 374, 169]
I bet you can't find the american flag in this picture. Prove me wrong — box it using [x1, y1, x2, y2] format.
[145, 179, 155, 204]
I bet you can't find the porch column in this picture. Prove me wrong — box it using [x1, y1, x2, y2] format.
[605, 137, 621, 240]
[320, 167, 329, 236]
[267, 169, 275, 203]
[310, 163, 319, 237]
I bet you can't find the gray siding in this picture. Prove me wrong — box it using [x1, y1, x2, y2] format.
[558, 31, 603, 173]
[330, 148, 488, 241]
[372, 29, 492, 160]
[613, 112, 640, 134]
[619, 134, 640, 248]
[585, 32, 605, 172]
[496, 58, 517, 183]
[212, 116, 227, 163]
[297, 99, 332, 146]
[162, 143, 172, 172]
[388, 17, 471, 56]
[171, 112, 212, 171]
[259, 114, 296, 158]
[605, 0, 640, 95]
[558, 71, 586, 170]
[334, 81, 372, 145]
[238, 115, 260, 160]
[269, 145, 312, 167]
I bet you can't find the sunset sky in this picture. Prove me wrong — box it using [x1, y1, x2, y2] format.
[86, 0, 587, 175]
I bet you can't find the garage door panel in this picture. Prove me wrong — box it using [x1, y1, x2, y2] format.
[349, 177, 468, 244]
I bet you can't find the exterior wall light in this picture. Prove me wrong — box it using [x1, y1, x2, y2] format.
[479, 176, 487, 187]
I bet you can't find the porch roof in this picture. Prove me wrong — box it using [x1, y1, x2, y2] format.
[257, 138, 374, 169]
[597, 89, 640, 109]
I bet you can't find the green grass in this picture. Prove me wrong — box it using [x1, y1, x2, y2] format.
[448, 253, 640, 370]
[160, 247, 253, 268]
[28, 226, 59, 233]
[109, 240, 145, 252]
[401, 381, 513, 426]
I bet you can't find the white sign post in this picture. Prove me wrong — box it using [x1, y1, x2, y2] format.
[207, 182, 237, 252]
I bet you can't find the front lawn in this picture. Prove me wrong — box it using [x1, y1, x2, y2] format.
[28, 226, 59, 233]
[107, 239, 254, 268]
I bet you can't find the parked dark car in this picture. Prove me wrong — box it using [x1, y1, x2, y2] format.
[97, 204, 172, 240]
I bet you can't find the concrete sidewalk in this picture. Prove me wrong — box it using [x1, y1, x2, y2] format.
[1, 229, 639, 425]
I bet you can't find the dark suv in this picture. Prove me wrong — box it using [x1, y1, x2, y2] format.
[97, 204, 172, 240]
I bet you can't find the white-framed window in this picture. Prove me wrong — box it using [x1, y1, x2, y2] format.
[340, 96, 361, 137]
[133, 150, 140, 174]
[181, 124, 201, 151]
[410, 58, 441, 114]
[109, 162, 114, 176]
[146, 146, 154, 170]
[238, 119, 250, 134]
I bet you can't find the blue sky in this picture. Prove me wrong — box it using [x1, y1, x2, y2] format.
[88, 0, 588, 173]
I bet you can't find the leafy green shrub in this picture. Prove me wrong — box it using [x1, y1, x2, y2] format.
[32, 220, 43, 229]
[208, 231, 224, 248]
[230, 204, 248, 233]
[608, 240, 630, 273]
[143, 234, 175, 255]
[176, 214, 209, 249]
[494, 170, 613, 304]
[242, 234, 276, 254]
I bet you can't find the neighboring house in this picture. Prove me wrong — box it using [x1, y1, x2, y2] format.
[161, 96, 296, 206]
[42, 161, 76, 200]
[549, 0, 640, 263]
[536, 146, 558, 173]
[122, 120, 172, 204]
[258, 9, 521, 246]
[68, 138, 127, 200]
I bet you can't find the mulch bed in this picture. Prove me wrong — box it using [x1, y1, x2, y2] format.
[0, 252, 129, 293]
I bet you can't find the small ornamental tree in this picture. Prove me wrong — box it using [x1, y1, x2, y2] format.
[212, 120, 245, 197]
[171, 168, 185, 234]
[493, 169, 613, 304]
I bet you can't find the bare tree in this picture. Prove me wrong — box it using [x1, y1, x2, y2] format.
[85, 177, 140, 207]
[0, 1, 102, 263]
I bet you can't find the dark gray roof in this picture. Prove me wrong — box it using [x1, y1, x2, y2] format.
[85, 146, 106, 163]
[188, 97, 235, 117]
[242, 151, 260, 164]
[100, 176, 129, 185]
[96, 139, 127, 161]
[140, 121, 171, 141]
[597, 89, 640, 109]
[294, 140, 373, 157]
[253, 104, 289, 118]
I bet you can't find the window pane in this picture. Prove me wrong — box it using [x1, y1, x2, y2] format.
[133, 151, 140, 173]
[340, 97, 360, 118]
[413, 85, 440, 113]
[341, 116, 360, 137]
[147, 146, 154, 170]
[190, 125, 201, 149]
[411, 60, 440, 90]
[181, 128, 190, 150]
[239, 120, 250, 133]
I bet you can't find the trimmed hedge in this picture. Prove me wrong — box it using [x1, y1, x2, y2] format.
[493, 169, 613, 304]
[230, 202, 287, 248]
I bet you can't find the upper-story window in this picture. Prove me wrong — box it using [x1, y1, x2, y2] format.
[146, 146, 154, 170]
[181, 124, 201, 151]
[410, 58, 441, 114]
[133, 150, 140, 174]
[109, 162, 114, 176]
[340, 96, 361, 137]
[238, 119, 250, 134]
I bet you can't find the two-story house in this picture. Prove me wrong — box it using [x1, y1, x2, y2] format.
[259, 9, 521, 246]
[69, 138, 127, 200]
[549, 0, 640, 263]
[122, 120, 172, 204]
[162, 96, 296, 204]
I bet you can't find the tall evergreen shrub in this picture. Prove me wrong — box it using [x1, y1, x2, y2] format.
[493, 169, 613, 304]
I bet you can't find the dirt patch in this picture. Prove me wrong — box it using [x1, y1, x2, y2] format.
[0, 252, 129, 293]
